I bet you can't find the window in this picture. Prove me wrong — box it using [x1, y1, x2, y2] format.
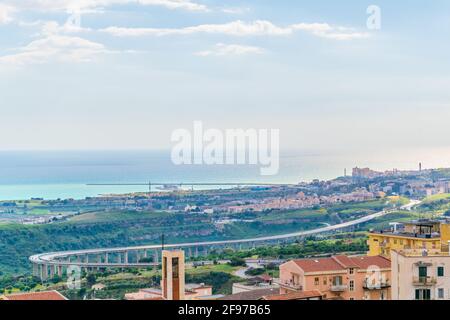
[415, 289, 431, 300]
[314, 277, 319, 285]
[419, 266, 428, 278]
[349, 268, 354, 275]
[438, 266, 444, 277]
[394, 239, 397, 245]
[400, 239, 403, 245]
[349, 280, 355, 292]
[172, 257, 179, 278]
[438, 288, 444, 299]
[323, 278, 327, 285]
[163, 257, 167, 278]
[333, 276, 343, 286]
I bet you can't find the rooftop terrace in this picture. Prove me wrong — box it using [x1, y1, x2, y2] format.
[395, 249, 450, 257]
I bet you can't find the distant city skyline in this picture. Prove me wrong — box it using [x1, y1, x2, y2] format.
[1, 1, 450, 154]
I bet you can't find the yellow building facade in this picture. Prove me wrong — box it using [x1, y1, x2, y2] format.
[367, 233, 440, 257]
[367, 220, 450, 257]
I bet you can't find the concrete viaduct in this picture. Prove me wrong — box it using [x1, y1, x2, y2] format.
[29, 200, 420, 280]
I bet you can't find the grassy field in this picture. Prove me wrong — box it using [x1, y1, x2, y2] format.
[186, 264, 239, 275]
[417, 193, 450, 216]
[69, 210, 170, 223]
[256, 208, 328, 221]
[359, 211, 420, 231]
[422, 193, 450, 203]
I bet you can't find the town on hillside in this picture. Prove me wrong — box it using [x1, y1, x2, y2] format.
[2, 166, 450, 301]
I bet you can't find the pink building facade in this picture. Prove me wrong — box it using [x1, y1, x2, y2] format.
[278, 255, 391, 300]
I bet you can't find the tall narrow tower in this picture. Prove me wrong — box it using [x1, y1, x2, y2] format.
[419, 162, 422, 172]
[162, 250, 185, 300]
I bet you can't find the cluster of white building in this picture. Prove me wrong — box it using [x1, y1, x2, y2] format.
[225, 189, 376, 214]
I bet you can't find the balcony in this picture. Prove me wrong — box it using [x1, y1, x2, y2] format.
[276, 280, 303, 291]
[330, 284, 347, 292]
[412, 276, 437, 286]
[363, 279, 390, 290]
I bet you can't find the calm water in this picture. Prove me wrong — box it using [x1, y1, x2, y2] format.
[0, 148, 449, 200]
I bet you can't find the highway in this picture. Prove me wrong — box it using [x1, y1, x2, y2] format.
[29, 200, 421, 274]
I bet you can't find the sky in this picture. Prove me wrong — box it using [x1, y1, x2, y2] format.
[1, 0, 450, 154]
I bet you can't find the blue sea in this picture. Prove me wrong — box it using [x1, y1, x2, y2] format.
[0, 149, 449, 200]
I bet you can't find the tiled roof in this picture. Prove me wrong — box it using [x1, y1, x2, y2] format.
[256, 274, 273, 281]
[293, 257, 345, 272]
[141, 297, 165, 300]
[292, 255, 391, 273]
[333, 255, 360, 268]
[141, 288, 162, 294]
[220, 288, 280, 300]
[348, 255, 391, 269]
[262, 290, 323, 301]
[185, 283, 213, 290]
[2, 290, 67, 301]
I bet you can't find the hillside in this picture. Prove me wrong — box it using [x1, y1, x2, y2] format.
[0, 199, 399, 276]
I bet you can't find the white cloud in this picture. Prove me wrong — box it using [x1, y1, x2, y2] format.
[291, 23, 370, 40]
[0, 34, 109, 65]
[196, 43, 264, 56]
[101, 20, 370, 40]
[5, 0, 208, 12]
[138, 0, 208, 12]
[0, 4, 15, 24]
[101, 20, 292, 37]
[0, 18, 118, 66]
[41, 20, 92, 35]
[221, 7, 251, 15]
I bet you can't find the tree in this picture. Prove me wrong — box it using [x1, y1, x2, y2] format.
[228, 257, 246, 267]
[51, 275, 62, 284]
[86, 273, 96, 287]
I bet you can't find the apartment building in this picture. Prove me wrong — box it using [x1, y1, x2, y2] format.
[278, 255, 391, 300]
[391, 249, 450, 300]
[367, 220, 450, 257]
